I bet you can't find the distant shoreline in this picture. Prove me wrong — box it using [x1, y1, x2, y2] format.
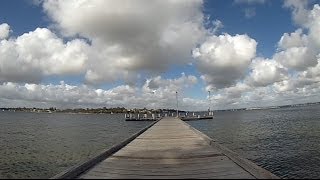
[0, 101, 319, 114]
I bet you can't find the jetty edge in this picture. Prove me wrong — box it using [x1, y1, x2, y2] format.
[51, 117, 279, 179]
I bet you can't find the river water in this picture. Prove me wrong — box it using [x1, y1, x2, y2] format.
[1, 105, 320, 179]
[0, 112, 151, 179]
[187, 104, 320, 179]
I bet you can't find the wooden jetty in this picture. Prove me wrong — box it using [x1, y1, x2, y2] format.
[52, 117, 279, 179]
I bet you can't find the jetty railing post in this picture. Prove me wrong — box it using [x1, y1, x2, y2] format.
[176, 91, 178, 118]
[208, 90, 211, 116]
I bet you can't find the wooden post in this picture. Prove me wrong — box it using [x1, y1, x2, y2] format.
[176, 91, 178, 117]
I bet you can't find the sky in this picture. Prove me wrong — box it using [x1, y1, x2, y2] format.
[1, 0, 320, 111]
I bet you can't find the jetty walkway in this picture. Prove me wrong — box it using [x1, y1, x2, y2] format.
[53, 117, 279, 179]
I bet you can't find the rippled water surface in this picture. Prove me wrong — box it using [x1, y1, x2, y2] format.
[0, 112, 151, 179]
[187, 104, 320, 179]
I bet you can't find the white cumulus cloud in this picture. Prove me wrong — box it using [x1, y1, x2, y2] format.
[277, 29, 308, 50]
[274, 46, 317, 71]
[284, 0, 310, 27]
[40, 0, 206, 84]
[247, 58, 287, 87]
[0, 28, 89, 83]
[276, 4, 320, 71]
[0, 23, 10, 39]
[193, 33, 257, 89]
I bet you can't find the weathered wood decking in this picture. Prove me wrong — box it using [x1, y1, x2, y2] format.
[70, 117, 279, 179]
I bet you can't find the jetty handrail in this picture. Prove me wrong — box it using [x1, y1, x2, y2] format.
[180, 118, 279, 179]
[50, 119, 160, 179]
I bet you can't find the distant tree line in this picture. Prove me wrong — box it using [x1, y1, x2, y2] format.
[0, 107, 186, 114]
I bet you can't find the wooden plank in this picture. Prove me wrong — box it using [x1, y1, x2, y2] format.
[92, 163, 240, 172]
[112, 152, 224, 159]
[114, 146, 222, 156]
[127, 138, 208, 145]
[135, 137, 204, 141]
[84, 168, 250, 177]
[81, 171, 254, 179]
[97, 156, 239, 168]
[90, 157, 245, 175]
[136, 135, 201, 139]
[122, 143, 214, 149]
[90, 163, 248, 175]
[100, 156, 232, 167]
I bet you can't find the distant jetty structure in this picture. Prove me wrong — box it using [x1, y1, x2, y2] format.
[124, 113, 161, 121]
[125, 111, 213, 121]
